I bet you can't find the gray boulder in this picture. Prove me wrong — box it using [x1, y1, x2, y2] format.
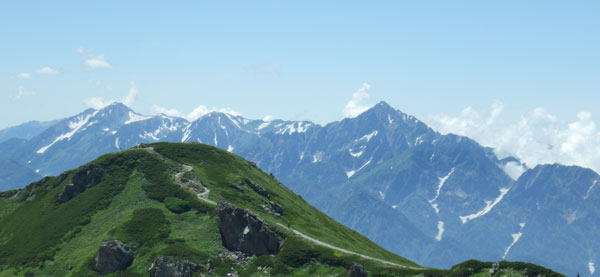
[348, 263, 368, 277]
[95, 240, 134, 275]
[58, 164, 104, 203]
[149, 257, 203, 277]
[217, 202, 281, 255]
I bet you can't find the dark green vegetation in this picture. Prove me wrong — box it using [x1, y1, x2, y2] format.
[0, 143, 563, 276]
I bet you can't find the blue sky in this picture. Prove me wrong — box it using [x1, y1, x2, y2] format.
[2, 1, 599, 129]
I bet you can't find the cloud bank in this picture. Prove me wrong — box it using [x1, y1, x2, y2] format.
[151, 104, 241, 121]
[78, 48, 112, 69]
[84, 82, 138, 109]
[37, 67, 59, 75]
[428, 102, 600, 175]
[343, 83, 373, 118]
[84, 55, 112, 69]
[13, 86, 35, 100]
[16, 73, 32, 79]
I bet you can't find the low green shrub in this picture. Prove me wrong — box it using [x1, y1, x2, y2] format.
[114, 208, 170, 248]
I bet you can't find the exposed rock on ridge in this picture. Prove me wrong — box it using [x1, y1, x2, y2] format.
[95, 240, 134, 275]
[148, 257, 203, 277]
[58, 164, 104, 203]
[217, 202, 281, 255]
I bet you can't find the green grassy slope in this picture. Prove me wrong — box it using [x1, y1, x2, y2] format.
[0, 143, 563, 277]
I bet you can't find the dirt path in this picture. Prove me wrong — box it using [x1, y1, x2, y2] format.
[173, 164, 217, 205]
[275, 223, 421, 270]
[141, 146, 419, 270]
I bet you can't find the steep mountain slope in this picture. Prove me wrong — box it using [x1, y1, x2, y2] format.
[0, 143, 561, 277]
[468, 164, 600, 276]
[0, 159, 41, 191]
[0, 102, 592, 274]
[0, 120, 57, 144]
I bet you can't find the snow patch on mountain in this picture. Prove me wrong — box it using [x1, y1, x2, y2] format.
[415, 136, 424, 145]
[460, 187, 510, 224]
[227, 145, 235, 152]
[37, 112, 97, 154]
[140, 131, 159, 141]
[225, 114, 243, 129]
[276, 122, 313, 135]
[357, 130, 378, 143]
[181, 126, 192, 142]
[346, 158, 372, 179]
[346, 170, 356, 178]
[349, 149, 364, 158]
[115, 137, 120, 150]
[124, 111, 152, 125]
[502, 222, 526, 259]
[435, 221, 445, 241]
[589, 261, 596, 275]
[429, 168, 455, 203]
[585, 178, 599, 200]
[257, 121, 271, 130]
[312, 152, 323, 163]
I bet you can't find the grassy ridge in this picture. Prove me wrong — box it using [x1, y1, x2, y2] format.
[0, 143, 564, 276]
[151, 142, 418, 267]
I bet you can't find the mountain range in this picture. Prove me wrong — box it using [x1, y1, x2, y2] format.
[0, 102, 597, 276]
[0, 142, 561, 276]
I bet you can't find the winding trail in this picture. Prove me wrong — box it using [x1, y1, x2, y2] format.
[142, 146, 419, 270]
[173, 164, 217, 205]
[274, 223, 420, 270]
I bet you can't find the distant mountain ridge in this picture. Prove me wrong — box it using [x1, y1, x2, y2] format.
[0, 101, 597, 275]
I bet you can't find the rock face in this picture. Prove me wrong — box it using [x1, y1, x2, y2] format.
[348, 263, 368, 277]
[58, 164, 104, 203]
[242, 179, 270, 199]
[148, 257, 202, 277]
[217, 202, 281, 255]
[95, 240, 134, 275]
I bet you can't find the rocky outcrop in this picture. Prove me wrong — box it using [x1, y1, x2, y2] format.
[95, 240, 134, 275]
[218, 249, 250, 265]
[261, 202, 284, 217]
[348, 263, 368, 277]
[217, 202, 281, 255]
[242, 179, 270, 199]
[148, 257, 203, 277]
[58, 164, 104, 203]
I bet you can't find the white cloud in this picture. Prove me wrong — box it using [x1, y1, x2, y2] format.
[84, 55, 112, 69]
[502, 161, 527, 180]
[13, 86, 35, 100]
[16, 73, 32, 79]
[186, 105, 241, 121]
[78, 48, 112, 69]
[343, 83, 373, 118]
[84, 81, 138, 109]
[262, 115, 274, 122]
[84, 97, 113, 109]
[428, 102, 600, 175]
[151, 105, 184, 117]
[37, 66, 59, 75]
[122, 82, 138, 107]
[151, 104, 241, 121]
